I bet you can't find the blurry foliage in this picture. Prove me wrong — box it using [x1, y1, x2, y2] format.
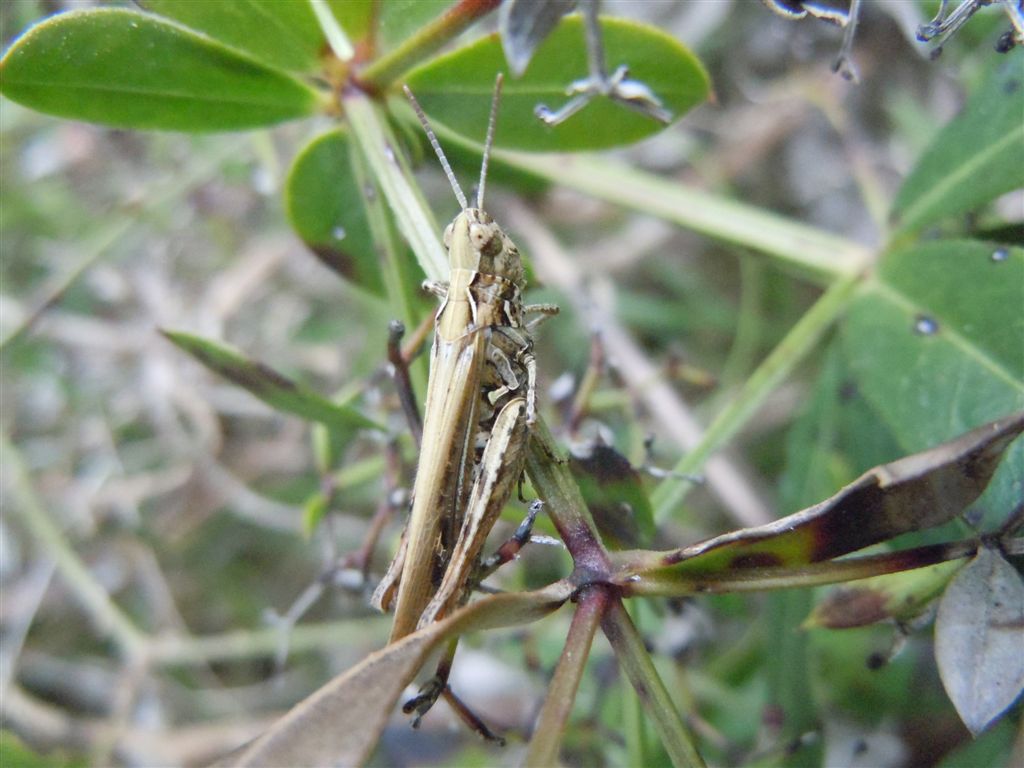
[1, 0, 1022, 766]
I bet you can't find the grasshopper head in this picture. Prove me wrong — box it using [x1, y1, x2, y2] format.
[444, 208, 525, 286]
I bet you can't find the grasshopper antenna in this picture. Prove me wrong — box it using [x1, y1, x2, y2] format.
[477, 72, 504, 210]
[404, 84, 468, 210]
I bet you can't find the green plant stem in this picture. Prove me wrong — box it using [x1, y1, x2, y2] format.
[718, 256, 765, 388]
[650, 273, 861, 522]
[494, 149, 872, 283]
[523, 584, 609, 767]
[309, 0, 353, 61]
[602, 599, 706, 768]
[357, 0, 502, 90]
[625, 679, 647, 768]
[348, 126, 421, 340]
[525, 415, 608, 567]
[1, 435, 146, 658]
[345, 89, 448, 281]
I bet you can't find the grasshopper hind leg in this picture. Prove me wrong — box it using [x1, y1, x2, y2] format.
[477, 500, 544, 581]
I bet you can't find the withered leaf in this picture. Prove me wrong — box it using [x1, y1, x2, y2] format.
[217, 582, 572, 767]
[612, 412, 1024, 591]
[935, 547, 1024, 735]
[804, 559, 963, 629]
[569, 441, 654, 549]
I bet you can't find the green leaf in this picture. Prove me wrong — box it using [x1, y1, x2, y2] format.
[139, 0, 326, 73]
[935, 716, 1016, 768]
[404, 15, 709, 151]
[876, 240, 1024, 381]
[0, 9, 323, 132]
[286, 128, 384, 295]
[892, 56, 1024, 232]
[841, 240, 1024, 526]
[161, 329, 383, 433]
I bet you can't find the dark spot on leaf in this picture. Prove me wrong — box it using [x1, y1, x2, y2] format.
[185, 343, 298, 396]
[730, 552, 784, 569]
[866, 652, 886, 670]
[814, 587, 889, 628]
[243, 361, 299, 394]
[310, 243, 358, 281]
[839, 380, 859, 402]
[1004, 77, 1021, 94]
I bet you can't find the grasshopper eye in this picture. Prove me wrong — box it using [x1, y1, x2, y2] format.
[443, 223, 454, 249]
[469, 222, 494, 251]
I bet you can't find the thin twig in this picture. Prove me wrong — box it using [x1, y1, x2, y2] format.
[1, 436, 146, 658]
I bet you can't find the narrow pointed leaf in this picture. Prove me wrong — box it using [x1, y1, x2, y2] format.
[285, 128, 383, 295]
[892, 56, 1024, 232]
[161, 329, 383, 433]
[935, 547, 1024, 735]
[612, 413, 1024, 591]
[220, 582, 572, 767]
[0, 9, 323, 131]
[138, 0, 327, 72]
[404, 15, 709, 151]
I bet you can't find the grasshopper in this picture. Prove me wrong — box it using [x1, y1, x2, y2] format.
[371, 75, 557, 705]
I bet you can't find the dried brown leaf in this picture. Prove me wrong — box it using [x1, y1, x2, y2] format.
[217, 582, 572, 767]
[613, 412, 1024, 590]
